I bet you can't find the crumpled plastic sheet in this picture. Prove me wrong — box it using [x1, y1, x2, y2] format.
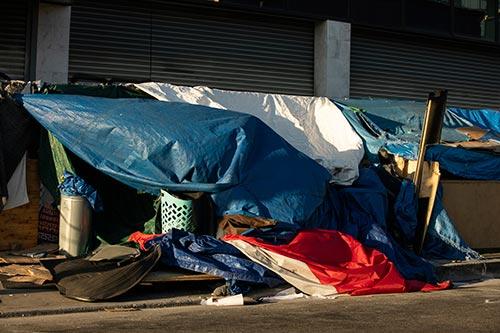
[134, 82, 365, 185]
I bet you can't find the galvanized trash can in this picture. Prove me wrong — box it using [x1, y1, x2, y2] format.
[59, 194, 92, 257]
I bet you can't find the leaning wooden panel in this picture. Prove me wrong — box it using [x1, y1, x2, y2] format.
[0, 159, 40, 251]
[441, 180, 500, 249]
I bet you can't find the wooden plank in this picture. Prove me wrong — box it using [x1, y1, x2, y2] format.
[412, 90, 446, 256]
[0, 256, 42, 265]
[142, 269, 223, 283]
[413, 90, 447, 196]
[416, 161, 441, 254]
[418, 161, 440, 199]
[0, 254, 66, 265]
[0, 159, 40, 251]
[0, 280, 56, 290]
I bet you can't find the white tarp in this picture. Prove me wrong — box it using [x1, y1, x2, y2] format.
[135, 82, 364, 185]
[3, 153, 29, 210]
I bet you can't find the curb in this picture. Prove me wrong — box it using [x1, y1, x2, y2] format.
[435, 258, 500, 282]
[0, 285, 287, 319]
[0, 296, 202, 319]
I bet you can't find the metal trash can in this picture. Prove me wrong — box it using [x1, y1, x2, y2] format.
[59, 194, 92, 257]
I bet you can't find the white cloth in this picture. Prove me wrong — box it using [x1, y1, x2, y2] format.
[226, 239, 338, 297]
[3, 153, 29, 210]
[134, 82, 364, 185]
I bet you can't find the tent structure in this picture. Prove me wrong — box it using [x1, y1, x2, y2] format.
[1, 81, 498, 297]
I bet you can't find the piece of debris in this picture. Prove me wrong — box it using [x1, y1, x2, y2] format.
[211, 284, 230, 297]
[201, 294, 244, 306]
[41, 245, 161, 302]
[0, 243, 65, 264]
[0, 264, 52, 285]
[258, 287, 306, 303]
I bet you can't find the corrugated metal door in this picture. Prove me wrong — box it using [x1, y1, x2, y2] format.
[69, 0, 151, 82]
[69, 0, 314, 95]
[0, 1, 28, 80]
[350, 27, 500, 108]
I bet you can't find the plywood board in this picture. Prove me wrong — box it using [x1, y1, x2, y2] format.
[442, 180, 500, 249]
[142, 269, 222, 283]
[0, 159, 40, 251]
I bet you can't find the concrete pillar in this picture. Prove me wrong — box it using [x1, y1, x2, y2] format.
[314, 20, 351, 99]
[36, 3, 71, 83]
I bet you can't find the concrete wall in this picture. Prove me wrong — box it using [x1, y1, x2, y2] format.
[314, 20, 351, 99]
[36, 3, 71, 83]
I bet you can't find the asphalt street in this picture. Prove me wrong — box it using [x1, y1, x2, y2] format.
[1, 279, 500, 333]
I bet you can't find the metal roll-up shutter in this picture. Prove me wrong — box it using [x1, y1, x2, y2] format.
[69, 0, 314, 95]
[0, 1, 28, 80]
[69, 0, 152, 82]
[351, 27, 500, 109]
[151, 2, 314, 95]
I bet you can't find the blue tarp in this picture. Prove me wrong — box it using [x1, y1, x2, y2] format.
[393, 179, 480, 260]
[373, 142, 500, 181]
[21, 94, 331, 225]
[145, 229, 283, 292]
[335, 99, 483, 260]
[337, 99, 469, 153]
[447, 107, 500, 136]
[426, 145, 500, 180]
[273, 167, 448, 281]
[332, 168, 440, 281]
[336, 98, 500, 180]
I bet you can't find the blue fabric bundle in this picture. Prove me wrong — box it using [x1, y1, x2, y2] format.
[145, 229, 283, 291]
[58, 171, 103, 211]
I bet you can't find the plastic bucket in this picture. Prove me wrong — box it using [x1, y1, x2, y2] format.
[160, 190, 197, 233]
[59, 194, 92, 257]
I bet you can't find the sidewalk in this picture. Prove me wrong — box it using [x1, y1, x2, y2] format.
[1, 255, 500, 318]
[0, 284, 211, 318]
